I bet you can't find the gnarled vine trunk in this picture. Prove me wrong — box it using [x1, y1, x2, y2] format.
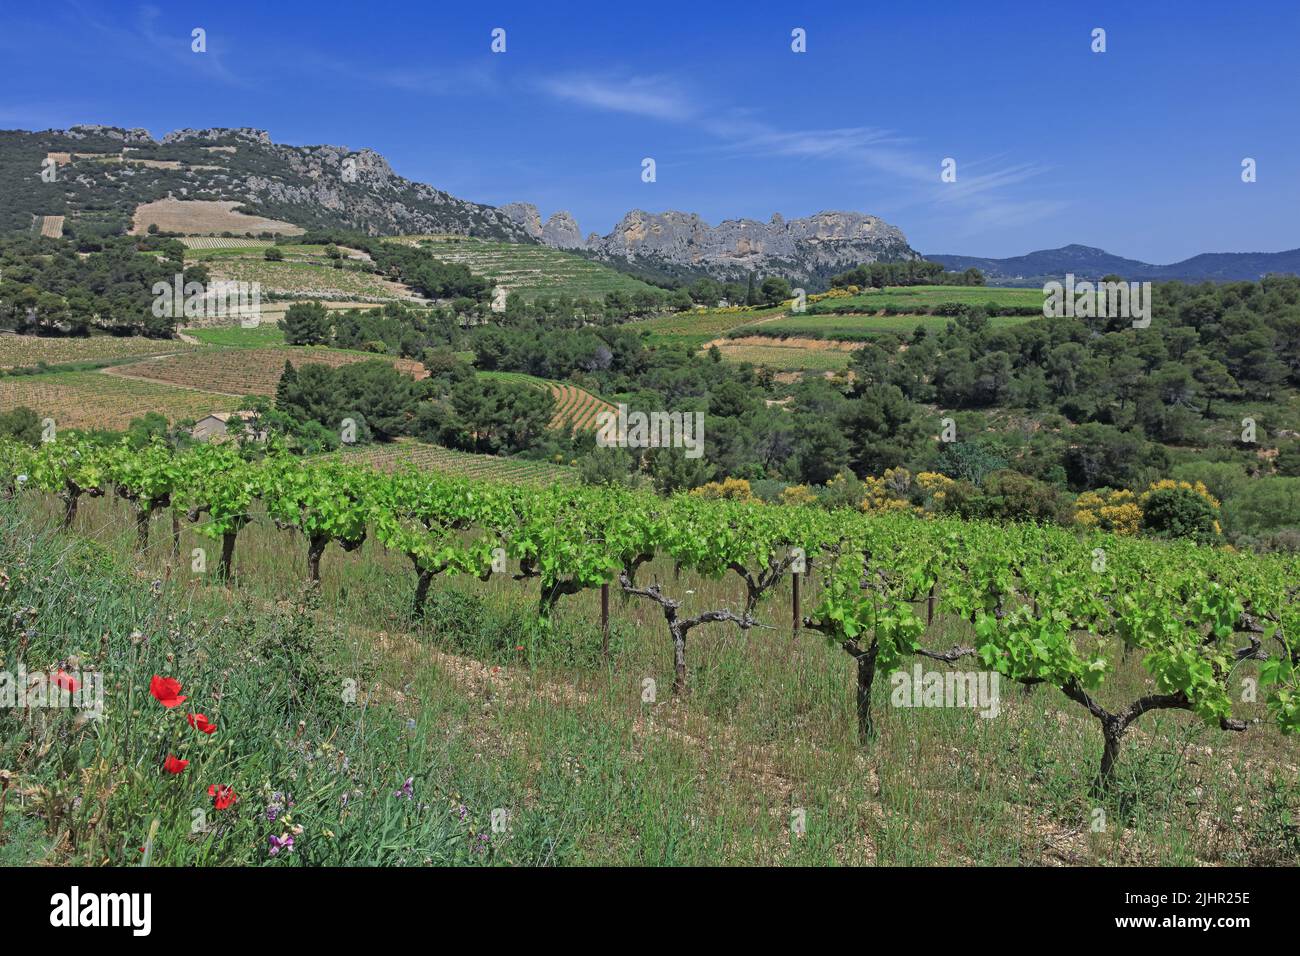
[135, 508, 151, 552]
[410, 553, 439, 617]
[842, 637, 880, 744]
[62, 491, 79, 528]
[619, 570, 750, 698]
[307, 534, 328, 584]
[671, 626, 688, 696]
[218, 531, 237, 585]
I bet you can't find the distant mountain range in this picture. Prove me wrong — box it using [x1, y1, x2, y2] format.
[7, 126, 1293, 289]
[500, 203, 918, 284]
[0, 125, 920, 286]
[927, 244, 1300, 286]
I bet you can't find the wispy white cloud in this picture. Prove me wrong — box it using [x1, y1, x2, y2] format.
[714, 125, 906, 161]
[537, 74, 697, 122]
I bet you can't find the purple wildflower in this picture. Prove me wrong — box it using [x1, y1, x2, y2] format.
[265, 791, 293, 822]
[268, 833, 294, 856]
[393, 777, 414, 800]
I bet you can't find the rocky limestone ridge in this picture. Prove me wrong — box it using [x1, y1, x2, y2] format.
[22, 126, 910, 264]
[58, 124, 154, 144]
[162, 127, 274, 146]
[510, 205, 918, 281]
[32, 126, 534, 241]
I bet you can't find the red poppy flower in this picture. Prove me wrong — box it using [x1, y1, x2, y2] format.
[54, 669, 80, 693]
[208, 784, 238, 810]
[149, 675, 187, 709]
[163, 754, 188, 774]
[187, 713, 217, 735]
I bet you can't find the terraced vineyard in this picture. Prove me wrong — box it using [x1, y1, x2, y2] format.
[104, 346, 428, 397]
[394, 235, 660, 301]
[479, 371, 614, 431]
[0, 370, 237, 430]
[179, 237, 276, 250]
[327, 437, 577, 483]
[0, 333, 202, 369]
[205, 258, 413, 302]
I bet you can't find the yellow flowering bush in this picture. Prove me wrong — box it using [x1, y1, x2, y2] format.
[779, 484, 817, 506]
[917, 471, 955, 500]
[858, 469, 919, 514]
[1074, 489, 1142, 536]
[690, 477, 755, 501]
[1141, 479, 1219, 509]
[806, 287, 856, 303]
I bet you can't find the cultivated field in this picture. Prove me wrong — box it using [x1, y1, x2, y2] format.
[0, 333, 201, 368]
[630, 306, 784, 348]
[180, 237, 277, 250]
[184, 243, 372, 262]
[478, 371, 614, 431]
[805, 285, 1043, 314]
[721, 285, 1044, 342]
[204, 258, 413, 302]
[326, 437, 578, 483]
[183, 324, 287, 347]
[705, 337, 858, 372]
[748, 311, 1036, 341]
[130, 198, 304, 237]
[104, 346, 428, 397]
[394, 235, 660, 301]
[0, 371, 237, 430]
[37, 215, 64, 238]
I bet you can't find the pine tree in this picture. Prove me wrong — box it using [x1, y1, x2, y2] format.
[275, 361, 297, 410]
[279, 301, 329, 345]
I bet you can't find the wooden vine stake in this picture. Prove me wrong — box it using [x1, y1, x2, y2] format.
[791, 547, 806, 639]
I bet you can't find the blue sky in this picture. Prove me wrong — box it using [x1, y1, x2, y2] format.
[2, 0, 1297, 260]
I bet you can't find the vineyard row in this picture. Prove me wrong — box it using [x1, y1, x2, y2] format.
[2, 436, 1297, 787]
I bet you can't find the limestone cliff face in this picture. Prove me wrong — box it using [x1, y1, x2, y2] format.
[542, 211, 583, 249]
[499, 202, 543, 240]
[510, 205, 918, 281]
[498, 204, 584, 249]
